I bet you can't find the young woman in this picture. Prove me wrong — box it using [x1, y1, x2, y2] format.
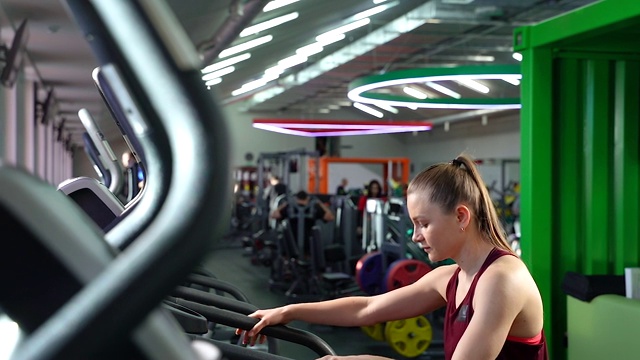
[238, 154, 548, 360]
[357, 179, 385, 213]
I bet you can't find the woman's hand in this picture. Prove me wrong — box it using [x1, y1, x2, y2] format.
[235, 307, 289, 346]
[323, 211, 335, 222]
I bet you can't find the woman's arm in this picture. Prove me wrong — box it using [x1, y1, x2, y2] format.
[242, 264, 456, 340]
[316, 201, 335, 221]
[270, 202, 288, 219]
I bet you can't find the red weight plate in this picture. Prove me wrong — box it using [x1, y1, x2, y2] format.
[384, 259, 432, 292]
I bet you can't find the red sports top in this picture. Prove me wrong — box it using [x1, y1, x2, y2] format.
[444, 248, 548, 359]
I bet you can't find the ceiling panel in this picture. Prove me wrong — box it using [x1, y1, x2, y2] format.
[0, 0, 599, 146]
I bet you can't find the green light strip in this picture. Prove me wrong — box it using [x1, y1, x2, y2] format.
[348, 65, 522, 109]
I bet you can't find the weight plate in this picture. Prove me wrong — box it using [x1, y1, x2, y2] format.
[355, 251, 384, 295]
[361, 323, 385, 341]
[383, 259, 432, 292]
[384, 316, 432, 358]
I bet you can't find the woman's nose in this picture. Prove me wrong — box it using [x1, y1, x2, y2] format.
[411, 229, 421, 242]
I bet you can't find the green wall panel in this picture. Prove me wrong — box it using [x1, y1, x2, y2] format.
[516, 2, 640, 358]
[519, 44, 556, 354]
[583, 59, 613, 275]
[613, 61, 640, 273]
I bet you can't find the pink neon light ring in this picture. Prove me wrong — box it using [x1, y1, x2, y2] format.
[252, 119, 432, 137]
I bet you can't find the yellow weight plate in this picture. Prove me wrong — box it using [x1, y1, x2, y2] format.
[384, 316, 432, 358]
[361, 323, 385, 341]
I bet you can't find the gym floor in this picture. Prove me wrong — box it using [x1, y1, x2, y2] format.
[201, 235, 446, 360]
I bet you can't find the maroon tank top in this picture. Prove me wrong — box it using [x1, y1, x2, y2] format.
[443, 248, 548, 359]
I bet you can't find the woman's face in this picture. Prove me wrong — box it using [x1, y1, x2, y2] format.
[369, 183, 380, 196]
[407, 192, 462, 262]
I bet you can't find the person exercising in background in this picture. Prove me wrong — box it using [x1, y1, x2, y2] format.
[263, 175, 287, 205]
[336, 178, 348, 195]
[357, 179, 384, 212]
[239, 154, 548, 360]
[356, 179, 386, 235]
[270, 190, 335, 257]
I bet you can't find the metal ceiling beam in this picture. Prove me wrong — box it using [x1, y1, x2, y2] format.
[198, 0, 270, 66]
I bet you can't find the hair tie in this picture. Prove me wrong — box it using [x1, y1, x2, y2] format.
[451, 158, 464, 168]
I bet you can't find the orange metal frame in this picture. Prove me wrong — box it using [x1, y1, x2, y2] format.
[308, 157, 410, 194]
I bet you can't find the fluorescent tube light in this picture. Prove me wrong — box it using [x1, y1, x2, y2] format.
[512, 52, 523, 61]
[316, 33, 346, 46]
[263, 0, 300, 12]
[201, 66, 235, 81]
[219, 35, 273, 58]
[354, 102, 384, 118]
[372, 102, 399, 114]
[201, 53, 251, 74]
[296, 43, 324, 57]
[501, 76, 520, 86]
[353, 1, 398, 20]
[316, 18, 370, 43]
[240, 12, 299, 37]
[277, 54, 308, 69]
[232, 73, 279, 96]
[403, 86, 428, 99]
[264, 65, 285, 76]
[425, 81, 461, 98]
[430, 54, 495, 62]
[455, 78, 490, 94]
[205, 78, 222, 86]
[264, 54, 308, 76]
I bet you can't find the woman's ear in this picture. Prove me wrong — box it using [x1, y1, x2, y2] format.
[456, 205, 471, 229]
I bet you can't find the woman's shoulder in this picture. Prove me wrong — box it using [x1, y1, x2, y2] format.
[480, 253, 537, 292]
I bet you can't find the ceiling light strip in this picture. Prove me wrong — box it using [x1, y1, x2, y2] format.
[425, 81, 461, 98]
[316, 18, 371, 43]
[240, 12, 299, 37]
[353, 1, 399, 21]
[455, 78, 490, 94]
[219, 35, 273, 58]
[204, 78, 222, 86]
[373, 103, 399, 114]
[263, 0, 300, 12]
[403, 86, 428, 99]
[201, 53, 251, 74]
[353, 102, 383, 118]
[201, 66, 235, 81]
[244, 1, 436, 105]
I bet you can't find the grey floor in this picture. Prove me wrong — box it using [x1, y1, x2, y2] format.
[199, 235, 446, 360]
